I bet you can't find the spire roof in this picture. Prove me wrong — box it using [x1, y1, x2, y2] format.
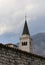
[22, 18, 30, 35]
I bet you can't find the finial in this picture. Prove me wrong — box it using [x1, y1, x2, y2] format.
[25, 15, 27, 22]
[25, 15, 26, 20]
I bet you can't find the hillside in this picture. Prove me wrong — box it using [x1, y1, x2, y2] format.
[32, 33, 45, 56]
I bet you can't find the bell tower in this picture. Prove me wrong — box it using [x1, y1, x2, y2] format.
[19, 16, 32, 53]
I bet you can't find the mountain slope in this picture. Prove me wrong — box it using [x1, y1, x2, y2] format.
[32, 33, 45, 56]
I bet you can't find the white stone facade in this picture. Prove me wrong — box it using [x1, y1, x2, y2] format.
[19, 34, 32, 53]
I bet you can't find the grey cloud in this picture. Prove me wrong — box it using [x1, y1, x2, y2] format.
[0, 0, 45, 35]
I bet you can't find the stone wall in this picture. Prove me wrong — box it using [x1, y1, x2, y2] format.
[0, 44, 45, 65]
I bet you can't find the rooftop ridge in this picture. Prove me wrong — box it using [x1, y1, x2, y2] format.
[0, 44, 45, 59]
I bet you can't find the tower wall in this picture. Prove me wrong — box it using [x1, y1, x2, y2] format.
[19, 35, 32, 52]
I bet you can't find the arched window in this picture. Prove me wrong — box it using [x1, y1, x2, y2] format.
[22, 42, 27, 46]
[25, 42, 27, 45]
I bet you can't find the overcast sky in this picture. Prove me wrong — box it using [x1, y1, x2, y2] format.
[0, 0, 45, 43]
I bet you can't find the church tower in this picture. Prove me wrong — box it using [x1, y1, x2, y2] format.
[19, 17, 32, 53]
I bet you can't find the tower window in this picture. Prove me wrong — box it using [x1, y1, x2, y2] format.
[22, 42, 27, 46]
[25, 42, 27, 45]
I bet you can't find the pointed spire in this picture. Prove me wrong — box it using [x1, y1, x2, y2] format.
[22, 16, 30, 35]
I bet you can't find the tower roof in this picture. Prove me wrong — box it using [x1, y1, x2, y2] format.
[22, 19, 30, 35]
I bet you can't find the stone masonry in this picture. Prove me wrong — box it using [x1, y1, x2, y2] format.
[0, 44, 45, 65]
